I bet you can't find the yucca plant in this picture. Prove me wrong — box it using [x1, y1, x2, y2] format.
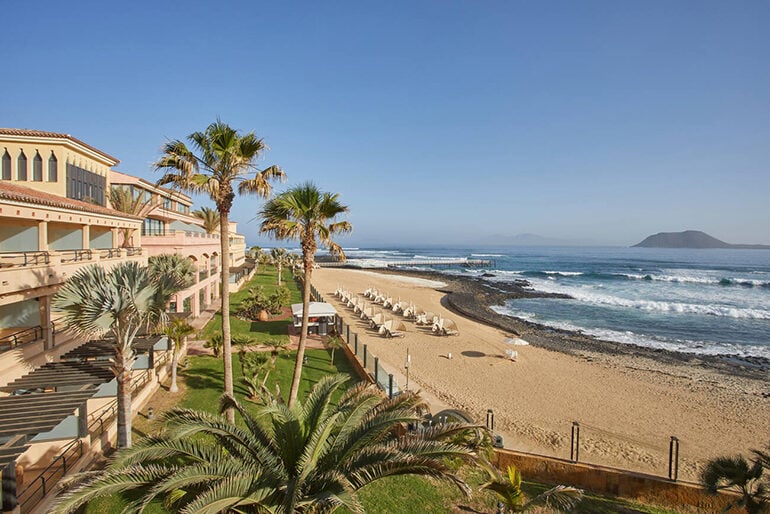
[204, 334, 223, 358]
[162, 318, 195, 393]
[52, 375, 482, 513]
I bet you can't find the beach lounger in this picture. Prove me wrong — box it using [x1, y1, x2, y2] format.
[432, 318, 459, 336]
[416, 312, 438, 326]
[379, 320, 407, 338]
[402, 303, 417, 319]
[370, 312, 387, 330]
[362, 305, 375, 321]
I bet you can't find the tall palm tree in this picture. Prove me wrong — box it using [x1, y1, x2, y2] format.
[53, 262, 181, 448]
[701, 452, 769, 514]
[108, 186, 155, 247]
[52, 375, 482, 514]
[193, 206, 220, 234]
[163, 318, 196, 393]
[259, 183, 351, 407]
[270, 247, 289, 286]
[155, 119, 284, 423]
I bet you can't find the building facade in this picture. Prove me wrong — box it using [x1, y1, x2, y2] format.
[0, 128, 252, 384]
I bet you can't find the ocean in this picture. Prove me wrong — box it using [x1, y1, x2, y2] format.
[338, 246, 770, 360]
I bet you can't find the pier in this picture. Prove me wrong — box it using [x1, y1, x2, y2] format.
[319, 258, 494, 269]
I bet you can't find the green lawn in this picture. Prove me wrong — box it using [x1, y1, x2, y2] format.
[84, 266, 681, 514]
[199, 265, 301, 344]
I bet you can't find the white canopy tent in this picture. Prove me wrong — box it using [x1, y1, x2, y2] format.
[291, 302, 338, 335]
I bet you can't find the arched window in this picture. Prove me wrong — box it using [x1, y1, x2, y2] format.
[48, 152, 58, 182]
[1, 150, 10, 180]
[17, 151, 27, 181]
[33, 151, 43, 181]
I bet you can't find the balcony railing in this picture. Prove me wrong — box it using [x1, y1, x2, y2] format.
[0, 251, 50, 268]
[60, 249, 93, 263]
[0, 323, 54, 353]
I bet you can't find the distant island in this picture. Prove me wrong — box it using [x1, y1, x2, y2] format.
[633, 230, 770, 250]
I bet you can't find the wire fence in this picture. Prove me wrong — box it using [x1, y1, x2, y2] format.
[300, 277, 401, 398]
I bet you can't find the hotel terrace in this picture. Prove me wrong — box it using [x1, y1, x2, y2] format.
[0, 128, 254, 512]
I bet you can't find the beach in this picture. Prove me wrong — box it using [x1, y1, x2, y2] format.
[312, 267, 770, 482]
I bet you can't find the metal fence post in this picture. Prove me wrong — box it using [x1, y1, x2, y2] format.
[388, 374, 394, 399]
[486, 409, 494, 431]
[570, 422, 580, 462]
[668, 436, 679, 481]
[374, 357, 379, 384]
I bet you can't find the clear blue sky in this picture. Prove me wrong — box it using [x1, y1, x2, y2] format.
[3, 1, 769, 247]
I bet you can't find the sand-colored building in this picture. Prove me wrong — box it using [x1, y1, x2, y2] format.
[0, 128, 254, 512]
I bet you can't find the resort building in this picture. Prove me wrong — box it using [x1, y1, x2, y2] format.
[0, 128, 253, 512]
[110, 170, 223, 318]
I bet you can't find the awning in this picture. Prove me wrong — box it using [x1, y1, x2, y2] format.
[0, 388, 98, 441]
[0, 361, 114, 393]
[170, 220, 206, 234]
[60, 335, 165, 361]
[291, 302, 338, 318]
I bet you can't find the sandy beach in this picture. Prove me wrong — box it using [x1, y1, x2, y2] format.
[312, 267, 770, 482]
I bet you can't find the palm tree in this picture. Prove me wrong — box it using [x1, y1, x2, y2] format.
[53, 262, 181, 448]
[259, 183, 351, 407]
[701, 452, 769, 514]
[163, 318, 196, 393]
[108, 186, 155, 247]
[148, 254, 196, 313]
[326, 332, 345, 365]
[481, 464, 583, 513]
[52, 375, 482, 514]
[270, 247, 289, 286]
[155, 119, 284, 423]
[193, 206, 220, 234]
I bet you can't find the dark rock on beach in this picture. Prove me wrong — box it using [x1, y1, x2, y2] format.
[374, 267, 770, 381]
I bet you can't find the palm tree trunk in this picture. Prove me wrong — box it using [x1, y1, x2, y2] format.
[115, 351, 132, 449]
[220, 211, 235, 423]
[169, 340, 179, 393]
[288, 258, 312, 407]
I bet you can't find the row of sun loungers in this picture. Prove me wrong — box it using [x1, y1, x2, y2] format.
[334, 287, 407, 338]
[335, 285, 461, 338]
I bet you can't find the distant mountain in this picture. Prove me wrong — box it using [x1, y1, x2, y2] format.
[633, 230, 770, 250]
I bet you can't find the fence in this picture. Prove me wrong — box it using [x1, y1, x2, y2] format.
[0, 322, 55, 353]
[16, 439, 84, 514]
[300, 277, 401, 399]
[564, 420, 684, 481]
[311, 274, 693, 484]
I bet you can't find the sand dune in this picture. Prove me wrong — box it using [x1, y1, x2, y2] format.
[314, 267, 770, 481]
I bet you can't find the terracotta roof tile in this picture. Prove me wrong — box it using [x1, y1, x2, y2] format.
[0, 128, 119, 164]
[0, 182, 142, 220]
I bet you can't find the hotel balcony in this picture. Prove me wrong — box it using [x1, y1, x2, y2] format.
[0, 247, 147, 304]
[140, 226, 221, 258]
